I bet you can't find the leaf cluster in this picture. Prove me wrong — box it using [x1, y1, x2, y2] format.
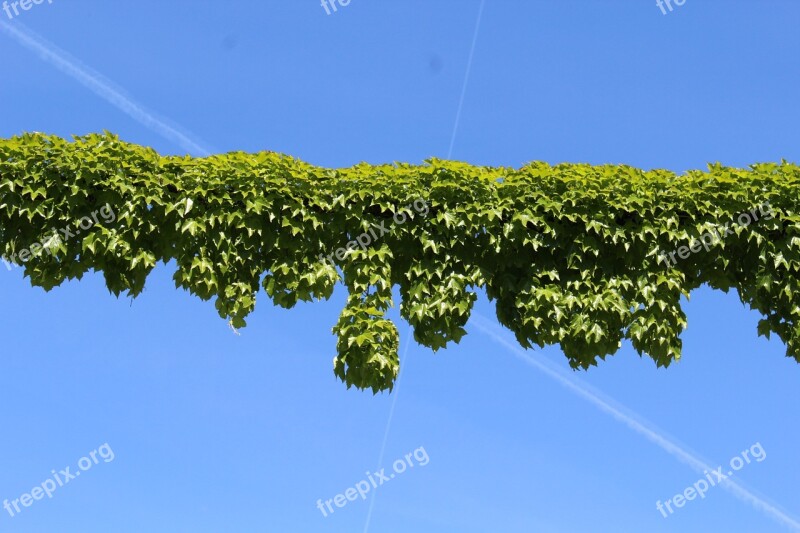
[2, 133, 799, 392]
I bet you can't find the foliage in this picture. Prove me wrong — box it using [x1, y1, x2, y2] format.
[2, 133, 799, 392]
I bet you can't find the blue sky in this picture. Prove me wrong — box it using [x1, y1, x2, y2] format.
[1, 1, 800, 531]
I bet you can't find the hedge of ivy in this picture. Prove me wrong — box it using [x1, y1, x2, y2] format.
[2, 133, 799, 392]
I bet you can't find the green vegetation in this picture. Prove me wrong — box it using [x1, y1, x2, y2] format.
[2, 132, 799, 392]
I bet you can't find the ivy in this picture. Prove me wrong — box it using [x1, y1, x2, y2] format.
[2, 132, 799, 393]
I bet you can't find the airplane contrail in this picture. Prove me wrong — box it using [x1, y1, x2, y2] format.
[470, 312, 800, 531]
[362, 1, 487, 531]
[0, 19, 213, 156]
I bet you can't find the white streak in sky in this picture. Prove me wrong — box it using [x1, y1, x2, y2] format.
[471, 312, 800, 531]
[0, 20, 213, 156]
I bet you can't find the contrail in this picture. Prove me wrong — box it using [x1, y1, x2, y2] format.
[470, 312, 800, 531]
[0, 20, 213, 156]
[361, 329, 414, 533]
[447, 0, 486, 160]
[362, 2, 487, 531]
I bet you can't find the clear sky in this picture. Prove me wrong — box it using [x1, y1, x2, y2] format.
[2, 1, 800, 532]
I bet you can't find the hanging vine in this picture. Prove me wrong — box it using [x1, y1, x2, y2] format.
[2, 133, 799, 392]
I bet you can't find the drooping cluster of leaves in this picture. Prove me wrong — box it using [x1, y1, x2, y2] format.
[2, 133, 799, 392]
